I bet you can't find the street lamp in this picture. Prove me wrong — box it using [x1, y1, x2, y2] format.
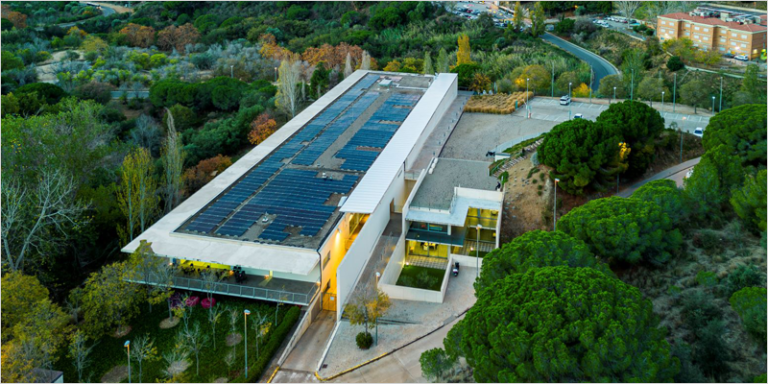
[661, 91, 665, 113]
[630, 68, 634, 101]
[672, 72, 677, 113]
[274, 67, 278, 82]
[244, 309, 250, 378]
[612, 86, 616, 104]
[711, 96, 716, 113]
[553, 179, 560, 231]
[124, 340, 131, 384]
[526, 78, 530, 118]
[719, 76, 723, 112]
[568, 83, 573, 120]
[230, 65, 234, 78]
[679, 117, 686, 163]
[475, 224, 482, 279]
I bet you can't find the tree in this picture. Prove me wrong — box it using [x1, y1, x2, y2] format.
[344, 52, 353, 77]
[130, 334, 159, 383]
[207, 303, 224, 350]
[596, 100, 665, 177]
[184, 155, 233, 193]
[81, 261, 142, 337]
[163, 104, 197, 132]
[632, 179, 690, 224]
[81, 35, 108, 54]
[700, 144, 745, 199]
[456, 34, 472, 66]
[1, 169, 88, 272]
[730, 287, 767, 343]
[157, 23, 199, 53]
[128, 240, 166, 313]
[741, 64, 763, 100]
[598, 74, 625, 99]
[248, 113, 277, 145]
[117, 147, 158, 245]
[445, 267, 679, 382]
[423, 52, 433, 75]
[436, 48, 449, 73]
[512, 65, 550, 94]
[360, 50, 371, 70]
[555, 18, 575, 34]
[667, 56, 685, 71]
[161, 109, 185, 213]
[530, 2, 546, 37]
[419, 348, 457, 383]
[182, 322, 209, 376]
[730, 170, 767, 233]
[161, 335, 191, 381]
[558, 197, 682, 265]
[251, 312, 271, 359]
[637, 76, 668, 107]
[67, 330, 98, 383]
[512, 1, 524, 32]
[683, 161, 723, 218]
[1, 272, 51, 336]
[344, 289, 391, 344]
[616, 1, 640, 21]
[119, 23, 155, 48]
[680, 79, 708, 113]
[702, 104, 767, 170]
[477, 230, 610, 292]
[275, 55, 301, 118]
[469, 72, 491, 93]
[538, 119, 623, 195]
[14, 83, 68, 105]
[75, 81, 114, 104]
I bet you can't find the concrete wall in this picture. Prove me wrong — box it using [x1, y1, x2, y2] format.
[336, 169, 406, 319]
[456, 186, 504, 203]
[317, 214, 353, 299]
[379, 235, 406, 286]
[404, 74, 458, 171]
[379, 254, 452, 303]
[451, 253, 484, 269]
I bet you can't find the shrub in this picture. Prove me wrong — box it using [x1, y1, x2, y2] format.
[702, 104, 767, 170]
[14, 82, 68, 105]
[725, 265, 763, 296]
[694, 320, 732, 380]
[554, 18, 575, 35]
[231, 306, 300, 383]
[75, 81, 115, 104]
[632, 179, 690, 224]
[667, 56, 684, 71]
[681, 290, 722, 334]
[695, 271, 718, 287]
[730, 287, 767, 343]
[463, 92, 530, 114]
[420, 348, 456, 383]
[356, 332, 373, 350]
[730, 169, 767, 233]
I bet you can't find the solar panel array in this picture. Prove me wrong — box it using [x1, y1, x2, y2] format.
[336, 93, 421, 171]
[215, 169, 358, 241]
[184, 74, 381, 242]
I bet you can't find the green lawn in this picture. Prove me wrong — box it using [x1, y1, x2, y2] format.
[396, 265, 445, 291]
[54, 295, 299, 383]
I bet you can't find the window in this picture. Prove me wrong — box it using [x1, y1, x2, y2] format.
[704, 37, 709, 41]
[685, 32, 690, 36]
[661, 20, 666, 25]
[732, 32, 738, 37]
[741, 43, 747, 48]
[322, 252, 331, 270]
[704, 28, 709, 32]
[695, 26, 700, 31]
[720, 38, 726, 42]
[719, 47, 725, 51]
[741, 34, 747, 39]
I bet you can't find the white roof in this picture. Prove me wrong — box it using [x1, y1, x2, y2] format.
[340, 73, 458, 213]
[121, 71, 371, 275]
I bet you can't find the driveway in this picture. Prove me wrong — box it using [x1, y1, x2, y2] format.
[617, 157, 702, 197]
[541, 33, 619, 91]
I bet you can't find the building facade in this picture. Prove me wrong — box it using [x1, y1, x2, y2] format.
[658, 12, 767, 59]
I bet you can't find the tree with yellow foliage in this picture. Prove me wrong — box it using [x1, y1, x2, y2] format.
[572, 83, 591, 97]
[470, 72, 491, 93]
[457, 34, 472, 66]
[248, 113, 277, 145]
[117, 147, 158, 245]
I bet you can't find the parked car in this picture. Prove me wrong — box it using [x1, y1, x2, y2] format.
[560, 95, 571, 105]
[573, 113, 583, 119]
[693, 127, 704, 137]
[685, 167, 695, 179]
[723, 52, 734, 58]
[546, 24, 555, 31]
[735, 54, 749, 61]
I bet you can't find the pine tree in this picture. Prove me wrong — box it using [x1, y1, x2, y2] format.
[436, 48, 449, 73]
[423, 52, 434, 75]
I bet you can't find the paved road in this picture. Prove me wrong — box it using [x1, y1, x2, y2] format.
[617, 157, 702, 197]
[541, 33, 619, 91]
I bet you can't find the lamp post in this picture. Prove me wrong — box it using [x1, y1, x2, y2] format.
[475, 224, 482, 279]
[124, 340, 131, 384]
[630, 69, 634, 101]
[588, 69, 593, 104]
[274, 67, 278, 82]
[553, 179, 560, 231]
[230, 65, 233, 78]
[551, 62, 555, 97]
[244, 309, 250, 378]
[719, 76, 723, 112]
[526, 77, 529, 118]
[568, 83, 573, 120]
[672, 72, 677, 113]
[711, 96, 716, 113]
[661, 91, 665, 113]
[680, 117, 685, 163]
[612, 86, 616, 104]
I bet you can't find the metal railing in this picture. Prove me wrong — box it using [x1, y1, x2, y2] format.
[129, 274, 319, 306]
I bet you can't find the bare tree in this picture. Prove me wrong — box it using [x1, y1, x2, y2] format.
[130, 334, 158, 383]
[616, 1, 640, 21]
[207, 303, 224, 350]
[67, 330, 98, 383]
[276, 54, 302, 118]
[1, 169, 88, 272]
[250, 312, 271, 359]
[227, 305, 239, 336]
[161, 109, 185, 214]
[182, 322, 209, 376]
[161, 336, 190, 381]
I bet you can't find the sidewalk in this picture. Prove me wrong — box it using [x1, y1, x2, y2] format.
[617, 157, 702, 198]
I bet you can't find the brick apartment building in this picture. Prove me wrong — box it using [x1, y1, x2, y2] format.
[658, 12, 767, 59]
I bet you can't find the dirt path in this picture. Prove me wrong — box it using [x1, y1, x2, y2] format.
[500, 157, 550, 243]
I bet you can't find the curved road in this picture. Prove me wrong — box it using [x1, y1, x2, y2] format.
[541, 33, 620, 91]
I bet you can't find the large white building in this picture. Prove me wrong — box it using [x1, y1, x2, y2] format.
[123, 70, 461, 318]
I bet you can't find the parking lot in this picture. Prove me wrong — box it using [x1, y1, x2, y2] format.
[527, 98, 711, 132]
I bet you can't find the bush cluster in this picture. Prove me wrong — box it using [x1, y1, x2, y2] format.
[355, 332, 374, 350]
[232, 306, 301, 383]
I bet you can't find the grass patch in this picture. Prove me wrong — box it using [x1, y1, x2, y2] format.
[396, 265, 445, 291]
[526, 167, 540, 179]
[505, 134, 546, 155]
[498, 171, 509, 184]
[464, 92, 531, 114]
[53, 295, 297, 383]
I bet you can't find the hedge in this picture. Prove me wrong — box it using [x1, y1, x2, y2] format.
[232, 305, 302, 383]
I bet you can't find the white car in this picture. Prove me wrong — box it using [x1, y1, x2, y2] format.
[735, 54, 749, 61]
[573, 113, 584, 119]
[559, 95, 571, 105]
[685, 168, 694, 179]
[693, 127, 704, 137]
